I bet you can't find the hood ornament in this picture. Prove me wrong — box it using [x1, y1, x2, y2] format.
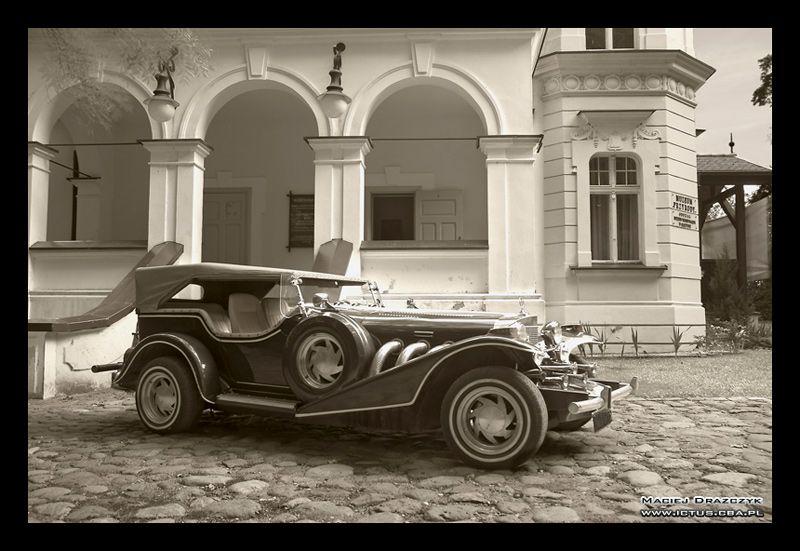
[519, 297, 527, 316]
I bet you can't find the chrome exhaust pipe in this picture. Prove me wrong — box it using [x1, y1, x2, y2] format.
[395, 341, 430, 367]
[368, 339, 404, 377]
[428, 341, 453, 355]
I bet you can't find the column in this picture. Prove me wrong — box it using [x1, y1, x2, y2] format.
[306, 137, 372, 277]
[478, 136, 542, 294]
[140, 139, 213, 265]
[28, 142, 58, 314]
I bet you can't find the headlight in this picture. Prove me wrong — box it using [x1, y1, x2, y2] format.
[509, 322, 528, 342]
[541, 320, 562, 347]
[491, 320, 529, 342]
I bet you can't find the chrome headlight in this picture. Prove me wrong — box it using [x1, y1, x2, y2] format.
[491, 320, 529, 342]
[508, 322, 528, 342]
[541, 320, 562, 347]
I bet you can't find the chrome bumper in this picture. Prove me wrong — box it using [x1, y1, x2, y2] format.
[567, 377, 638, 415]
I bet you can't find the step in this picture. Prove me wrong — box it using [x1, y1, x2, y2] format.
[213, 392, 298, 416]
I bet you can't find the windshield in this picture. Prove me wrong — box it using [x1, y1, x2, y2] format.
[277, 274, 380, 317]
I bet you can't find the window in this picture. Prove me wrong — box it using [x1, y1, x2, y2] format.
[372, 194, 415, 240]
[585, 28, 635, 50]
[589, 155, 640, 261]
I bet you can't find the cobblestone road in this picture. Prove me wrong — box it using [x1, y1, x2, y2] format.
[28, 390, 772, 523]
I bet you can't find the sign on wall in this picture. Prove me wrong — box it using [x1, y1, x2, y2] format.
[669, 192, 698, 231]
[287, 192, 314, 251]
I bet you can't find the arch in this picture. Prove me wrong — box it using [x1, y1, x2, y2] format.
[28, 70, 161, 142]
[178, 65, 329, 139]
[343, 62, 503, 136]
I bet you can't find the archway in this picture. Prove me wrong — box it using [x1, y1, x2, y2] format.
[45, 83, 152, 242]
[203, 87, 318, 269]
[364, 84, 488, 243]
[178, 67, 329, 140]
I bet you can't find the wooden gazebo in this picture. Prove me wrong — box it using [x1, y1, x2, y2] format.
[697, 154, 772, 287]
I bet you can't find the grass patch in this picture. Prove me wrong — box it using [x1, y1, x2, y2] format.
[596, 349, 772, 398]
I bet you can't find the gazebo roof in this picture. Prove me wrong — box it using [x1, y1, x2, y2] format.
[697, 154, 771, 174]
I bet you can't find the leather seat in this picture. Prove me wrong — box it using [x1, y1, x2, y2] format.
[228, 293, 269, 334]
[195, 303, 232, 335]
[262, 297, 284, 331]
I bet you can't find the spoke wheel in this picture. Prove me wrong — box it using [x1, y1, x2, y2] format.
[296, 332, 345, 389]
[135, 356, 204, 433]
[441, 366, 548, 470]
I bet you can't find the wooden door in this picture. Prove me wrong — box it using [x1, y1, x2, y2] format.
[202, 189, 250, 264]
[416, 190, 463, 241]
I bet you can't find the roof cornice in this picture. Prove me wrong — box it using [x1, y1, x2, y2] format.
[534, 49, 716, 90]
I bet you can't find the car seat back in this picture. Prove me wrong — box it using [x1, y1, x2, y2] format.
[262, 297, 284, 332]
[228, 293, 269, 334]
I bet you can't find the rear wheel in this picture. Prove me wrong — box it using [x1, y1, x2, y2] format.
[440, 366, 548, 470]
[135, 356, 203, 433]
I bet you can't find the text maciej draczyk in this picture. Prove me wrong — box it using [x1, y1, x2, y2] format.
[641, 496, 764, 505]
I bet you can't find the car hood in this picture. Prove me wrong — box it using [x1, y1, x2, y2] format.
[329, 304, 539, 346]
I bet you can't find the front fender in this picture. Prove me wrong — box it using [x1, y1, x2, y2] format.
[296, 335, 537, 417]
[561, 334, 600, 356]
[113, 333, 220, 403]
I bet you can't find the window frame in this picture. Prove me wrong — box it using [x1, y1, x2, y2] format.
[585, 28, 637, 50]
[589, 154, 642, 263]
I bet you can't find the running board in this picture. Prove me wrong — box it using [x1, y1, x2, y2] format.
[213, 392, 298, 417]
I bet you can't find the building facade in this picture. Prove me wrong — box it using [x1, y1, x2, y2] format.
[27, 28, 715, 396]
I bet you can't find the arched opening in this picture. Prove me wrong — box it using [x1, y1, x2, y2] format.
[360, 84, 490, 295]
[364, 85, 488, 243]
[46, 84, 151, 242]
[203, 87, 318, 269]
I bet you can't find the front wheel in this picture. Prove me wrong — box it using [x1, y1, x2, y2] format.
[135, 356, 204, 433]
[440, 366, 548, 470]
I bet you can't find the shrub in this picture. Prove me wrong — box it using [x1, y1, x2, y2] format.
[701, 253, 754, 323]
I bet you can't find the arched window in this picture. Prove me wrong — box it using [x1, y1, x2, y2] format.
[589, 154, 640, 261]
[585, 28, 635, 50]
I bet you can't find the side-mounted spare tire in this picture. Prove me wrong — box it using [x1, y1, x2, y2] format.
[282, 316, 370, 403]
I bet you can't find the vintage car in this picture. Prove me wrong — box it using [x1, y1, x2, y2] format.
[93, 263, 637, 469]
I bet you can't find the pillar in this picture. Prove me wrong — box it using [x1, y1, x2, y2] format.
[479, 136, 543, 294]
[140, 139, 213, 264]
[306, 137, 372, 277]
[28, 142, 58, 315]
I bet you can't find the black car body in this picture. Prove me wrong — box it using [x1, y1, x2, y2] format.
[96, 262, 636, 469]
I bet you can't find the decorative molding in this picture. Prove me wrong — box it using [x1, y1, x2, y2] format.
[632, 123, 661, 148]
[543, 73, 696, 104]
[411, 41, 435, 76]
[571, 112, 661, 151]
[245, 46, 269, 79]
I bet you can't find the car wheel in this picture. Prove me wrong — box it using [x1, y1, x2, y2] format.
[440, 366, 548, 470]
[283, 321, 360, 403]
[554, 416, 593, 431]
[135, 356, 203, 433]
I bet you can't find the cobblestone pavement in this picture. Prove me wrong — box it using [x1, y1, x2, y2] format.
[28, 390, 772, 523]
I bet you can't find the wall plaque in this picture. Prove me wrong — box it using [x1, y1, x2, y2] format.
[287, 191, 314, 251]
[669, 192, 698, 230]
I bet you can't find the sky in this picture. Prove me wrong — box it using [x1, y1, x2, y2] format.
[694, 28, 772, 168]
